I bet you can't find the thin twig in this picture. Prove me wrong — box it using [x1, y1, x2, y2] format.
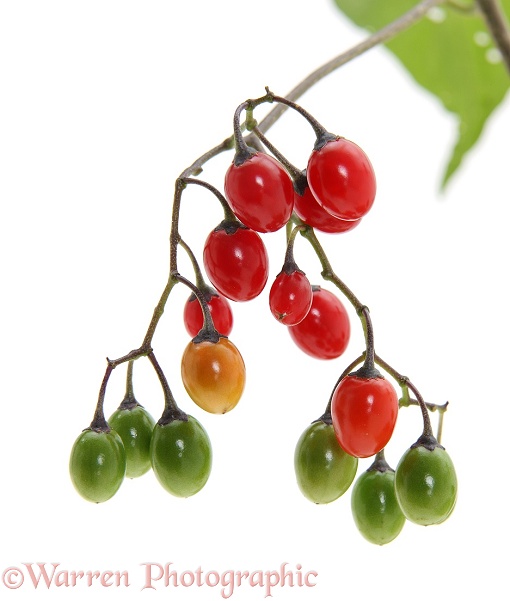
[477, 0, 510, 74]
[100, 0, 454, 385]
[177, 0, 449, 180]
[257, 0, 449, 134]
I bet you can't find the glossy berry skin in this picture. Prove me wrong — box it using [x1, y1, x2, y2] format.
[293, 183, 361, 234]
[331, 374, 398, 458]
[69, 429, 126, 503]
[287, 287, 350, 360]
[108, 405, 155, 478]
[150, 415, 212, 498]
[351, 467, 406, 545]
[203, 222, 269, 302]
[269, 269, 313, 325]
[307, 138, 376, 221]
[181, 336, 246, 414]
[294, 420, 358, 504]
[395, 442, 457, 526]
[225, 152, 294, 233]
[183, 291, 233, 337]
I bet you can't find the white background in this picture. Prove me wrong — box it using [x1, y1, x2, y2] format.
[1, 0, 509, 599]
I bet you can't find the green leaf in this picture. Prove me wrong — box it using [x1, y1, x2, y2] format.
[332, 0, 510, 187]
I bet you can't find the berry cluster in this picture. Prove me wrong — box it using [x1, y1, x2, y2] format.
[69, 90, 457, 545]
[294, 371, 456, 545]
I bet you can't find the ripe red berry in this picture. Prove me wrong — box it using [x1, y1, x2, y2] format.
[203, 221, 269, 302]
[183, 289, 233, 337]
[269, 268, 313, 325]
[294, 179, 361, 234]
[224, 152, 294, 233]
[288, 286, 350, 359]
[331, 373, 398, 458]
[307, 138, 376, 221]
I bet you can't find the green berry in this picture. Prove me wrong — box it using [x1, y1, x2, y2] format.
[351, 456, 406, 545]
[108, 405, 155, 478]
[395, 438, 457, 526]
[69, 429, 126, 503]
[294, 418, 358, 504]
[150, 414, 212, 497]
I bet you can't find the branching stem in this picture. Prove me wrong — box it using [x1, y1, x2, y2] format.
[93, 0, 481, 421]
[100, 0, 456, 376]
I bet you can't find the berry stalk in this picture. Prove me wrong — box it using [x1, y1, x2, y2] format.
[373, 354, 435, 440]
[297, 224, 377, 369]
[89, 363, 114, 432]
[172, 272, 221, 343]
[147, 352, 187, 425]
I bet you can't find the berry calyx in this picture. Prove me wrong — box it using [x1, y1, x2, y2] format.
[181, 335, 246, 414]
[331, 369, 398, 458]
[288, 286, 350, 359]
[307, 137, 376, 221]
[203, 220, 269, 302]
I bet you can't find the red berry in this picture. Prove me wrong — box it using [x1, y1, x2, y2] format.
[288, 287, 350, 359]
[307, 138, 376, 221]
[269, 268, 312, 326]
[203, 221, 269, 302]
[294, 182, 361, 234]
[224, 152, 294, 233]
[331, 374, 398, 458]
[183, 290, 233, 337]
